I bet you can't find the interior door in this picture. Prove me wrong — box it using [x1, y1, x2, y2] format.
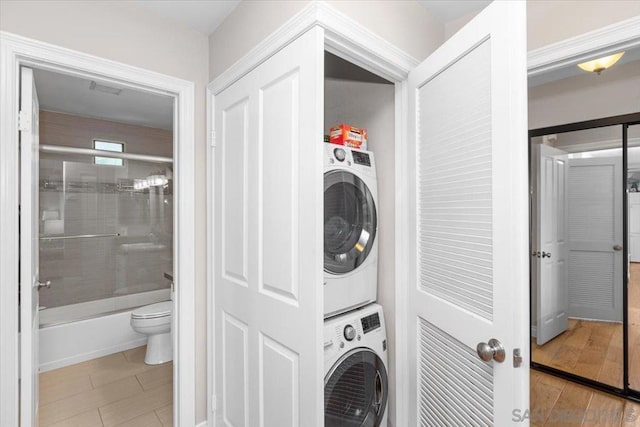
[19, 66, 40, 427]
[403, 2, 529, 424]
[536, 145, 569, 345]
[212, 27, 324, 426]
[567, 157, 623, 322]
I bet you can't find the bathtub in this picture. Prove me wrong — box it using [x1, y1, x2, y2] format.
[39, 288, 170, 372]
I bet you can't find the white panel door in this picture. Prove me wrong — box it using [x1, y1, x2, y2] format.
[20, 66, 40, 427]
[212, 27, 324, 427]
[536, 145, 569, 345]
[567, 157, 623, 322]
[404, 2, 528, 425]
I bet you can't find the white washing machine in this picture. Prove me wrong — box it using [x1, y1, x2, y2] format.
[324, 303, 388, 427]
[324, 143, 378, 318]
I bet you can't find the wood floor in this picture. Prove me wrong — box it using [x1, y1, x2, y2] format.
[533, 262, 640, 389]
[531, 369, 640, 427]
[38, 346, 172, 427]
[532, 318, 623, 388]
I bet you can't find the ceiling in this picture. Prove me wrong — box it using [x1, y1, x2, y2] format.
[33, 68, 174, 130]
[133, 0, 491, 37]
[417, 0, 491, 22]
[134, 0, 240, 35]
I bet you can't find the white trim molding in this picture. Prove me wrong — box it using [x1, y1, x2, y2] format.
[207, 0, 418, 95]
[528, 15, 640, 77]
[0, 31, 196, 426]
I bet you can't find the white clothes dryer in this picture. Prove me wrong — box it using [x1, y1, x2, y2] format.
[324, 303, 388, 427]
[324, 143, 378, 318]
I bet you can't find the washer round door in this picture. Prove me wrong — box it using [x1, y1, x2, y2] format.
[324, 348, 388, 427]
[324, 170, 377, 275]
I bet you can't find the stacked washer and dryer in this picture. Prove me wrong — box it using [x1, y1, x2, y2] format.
[323, 143, 388, 427]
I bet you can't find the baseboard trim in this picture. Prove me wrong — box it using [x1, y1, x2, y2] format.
[39, 338, 147, 372]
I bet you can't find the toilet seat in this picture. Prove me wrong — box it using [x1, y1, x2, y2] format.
[131, 301, 172, 319]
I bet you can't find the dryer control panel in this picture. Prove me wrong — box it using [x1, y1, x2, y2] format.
[351, 151, 371, 167]
[325, 143, 376, 175]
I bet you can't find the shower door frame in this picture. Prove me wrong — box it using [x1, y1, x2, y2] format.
[0, 32, 197, 426]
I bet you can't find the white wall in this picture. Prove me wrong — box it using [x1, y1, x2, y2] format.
[0, 1, 210, 423]
[208, 0, 444, 80]
[529, 60, 640, 129]
[443, 1, 640, 50]
[325, 78, 396, 426]
[527, 0, 640, 51]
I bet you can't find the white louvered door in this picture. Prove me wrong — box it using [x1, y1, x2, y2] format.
[567, 157, 623, 322]
[212, 27, 324, 427]
[403, 2, 528, 425]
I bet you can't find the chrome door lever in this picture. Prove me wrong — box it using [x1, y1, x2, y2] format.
[37, 280, 51, 291]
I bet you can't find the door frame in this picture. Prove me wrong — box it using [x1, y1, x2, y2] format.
[0, 31, 197, 426]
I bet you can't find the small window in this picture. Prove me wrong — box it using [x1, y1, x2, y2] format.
[94, 140, 124, 166]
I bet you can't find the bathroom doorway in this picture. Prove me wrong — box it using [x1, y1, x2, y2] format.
[0, 34, 196, 426]
[31, 66, 176, 426]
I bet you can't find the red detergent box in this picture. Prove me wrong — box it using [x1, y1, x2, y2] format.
[329, 124, 367, 150]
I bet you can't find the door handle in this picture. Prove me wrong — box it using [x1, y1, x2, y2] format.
[541, 251, 551, 258]
[37, 280, 51, 291]
[613, 245, 623, 251]
[476, 338, 505, 363]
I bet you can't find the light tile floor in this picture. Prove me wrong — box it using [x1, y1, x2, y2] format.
[39, 346, 173, 427]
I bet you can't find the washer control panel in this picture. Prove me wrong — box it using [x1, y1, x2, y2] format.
[361, 312, 380, 334]
[324, 305, 386, 368]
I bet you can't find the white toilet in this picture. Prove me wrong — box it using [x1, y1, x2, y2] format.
[130, 301, 173, 365]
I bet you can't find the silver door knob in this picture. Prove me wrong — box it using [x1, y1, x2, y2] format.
[613, 245, 623, 251]
[476, 338, 505, 363]
[37, 280, 51, 291]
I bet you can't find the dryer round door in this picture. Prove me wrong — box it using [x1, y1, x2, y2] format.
[324, 170, 377, 275]
[324, 348, 388, 427]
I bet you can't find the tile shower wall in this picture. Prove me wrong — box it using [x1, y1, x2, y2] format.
[38, 112, 173, 310]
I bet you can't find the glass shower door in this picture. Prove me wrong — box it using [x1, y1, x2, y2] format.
[39, 155, 173, 326]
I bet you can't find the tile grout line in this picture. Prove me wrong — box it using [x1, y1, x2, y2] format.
[98, 406, 106, 427]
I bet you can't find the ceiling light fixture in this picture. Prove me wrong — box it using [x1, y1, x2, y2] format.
[577, 52, 625, 74]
